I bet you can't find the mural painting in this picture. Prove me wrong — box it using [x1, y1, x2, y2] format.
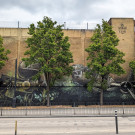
[0, 63, 135, 106]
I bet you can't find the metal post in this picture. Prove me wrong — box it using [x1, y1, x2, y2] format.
[50, 107, 51, 116]
[122, 102, 125, 115]
[74, 107, 76, 115]
[12, 59, 17, 108]
[73, 102, 75, 107]
[1, 105, 2, 116]
[115, 110, 119, 134]
[87, 22, 88, 29]
[25, 100, 27, 116]
[98, 103, 101, 115]
[64, 22, 66, 29]
[18, 21, 19, 28]
[15, 120, 17, 135]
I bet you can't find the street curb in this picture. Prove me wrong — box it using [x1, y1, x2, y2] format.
[1, 114, 135, 118]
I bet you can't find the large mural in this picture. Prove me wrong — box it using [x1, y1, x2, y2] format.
[0, 63, 135, 106]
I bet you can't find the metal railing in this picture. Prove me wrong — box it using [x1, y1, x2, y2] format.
[0, 21, 98, 29]
[0, 103, 135, 117]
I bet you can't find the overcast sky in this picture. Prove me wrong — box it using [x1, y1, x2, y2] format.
[0, 0, 134, 29]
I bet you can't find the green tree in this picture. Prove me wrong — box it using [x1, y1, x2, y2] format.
[85, 20, 125, 105]
[22, 16, 73, 106]
[0, 35, 10, 70]
[129, 61, 135, 75]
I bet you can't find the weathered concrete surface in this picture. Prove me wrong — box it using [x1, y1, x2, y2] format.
[0, 28, 93, 78]
[109, 18, 135, 81]
[0, 117, 135, 135]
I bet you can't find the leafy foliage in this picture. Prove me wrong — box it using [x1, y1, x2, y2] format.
[0, 35, 10, 70]
[129, 61, 135, 75]
[22, 16, 73, 105]
[85, 20, 125, 104]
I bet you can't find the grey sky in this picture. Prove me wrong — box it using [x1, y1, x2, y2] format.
[0, 0, 134, 28]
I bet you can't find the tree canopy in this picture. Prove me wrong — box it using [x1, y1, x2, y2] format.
[0, 35, 10, 70]
[129, 61, 135, 75]
[85, 20, 125, 105]
[22, 16, 73, 106]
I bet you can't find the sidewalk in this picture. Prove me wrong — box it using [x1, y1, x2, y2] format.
[0, 117, 135, 135]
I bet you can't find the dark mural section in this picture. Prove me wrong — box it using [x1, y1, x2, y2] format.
[0, 86, 135, 106]
[0, 64, 135, 106]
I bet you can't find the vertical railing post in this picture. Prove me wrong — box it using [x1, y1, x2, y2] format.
[25, 101, 27, 116]
[18, 21, 19, 28]
[1, 105, 2, 116]
[115, 110, 119, 134]
[87, 22, 88, 29]
[98, 103, 101, 115]
[122, 102, 125, 115]
[50, 107, 51, 116]
[64, 22, 66, 29]
[74, 107, 76, 115]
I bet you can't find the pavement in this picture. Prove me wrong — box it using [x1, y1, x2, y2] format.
[0, 117, 135, 135]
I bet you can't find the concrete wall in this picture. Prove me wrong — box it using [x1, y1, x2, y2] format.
[109, 18, 135, 81]
[0, 18, 135, 81]
[0, 28, 94, 77]
[0, 28, 30, 76]
[64, 29, 93, 65]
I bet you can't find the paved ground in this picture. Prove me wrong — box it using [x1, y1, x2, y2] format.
[0, 117, 135, 135]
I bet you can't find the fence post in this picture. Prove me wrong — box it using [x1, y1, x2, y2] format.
[25, 101, 27, 116]
[73, 102, 75, 107]
[18, 21, 19, 28]
[15, 120, 17, 135]
[1, 105, 2, 116]
[87, 22, 88, 29]
[115, 110, 119, 134]
[74, 107, 76, 115]
[98, 103, 101, 115]
[122, 102, 124, 115]
[64, 22, 66, 29]
[50, 107, 51, 116]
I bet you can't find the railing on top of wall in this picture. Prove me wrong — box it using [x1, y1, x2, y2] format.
[0, 21, 99, 30]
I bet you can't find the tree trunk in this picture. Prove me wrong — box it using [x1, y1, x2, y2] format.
[46, 85, 50, 107]
[100, 89, 103, 105]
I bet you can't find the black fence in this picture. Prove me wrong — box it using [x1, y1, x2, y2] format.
[0, 85, 135, 107]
